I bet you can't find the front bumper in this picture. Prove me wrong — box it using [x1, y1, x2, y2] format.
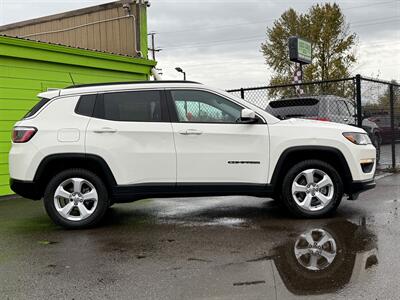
[347, 178, 376, 200]
[10, 178, 42, 200]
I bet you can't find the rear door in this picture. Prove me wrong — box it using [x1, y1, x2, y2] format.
[85, 90, 176, 185]
[167, 89, 269, 184]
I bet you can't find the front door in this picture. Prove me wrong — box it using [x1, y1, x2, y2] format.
[167, 89, 269, 184]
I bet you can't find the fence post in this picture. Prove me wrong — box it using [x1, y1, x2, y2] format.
[355, 74, 362, 127]
[389, 84, 396, 169]
[240, 88, 245, 100]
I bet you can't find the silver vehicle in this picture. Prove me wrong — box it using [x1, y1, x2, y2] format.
[265, 95, 381, 161]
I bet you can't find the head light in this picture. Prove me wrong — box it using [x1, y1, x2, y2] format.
[343, 132, 371, 145]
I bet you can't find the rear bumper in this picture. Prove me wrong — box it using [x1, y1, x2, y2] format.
[347, 178, 376, 200]
[10, 178, 42, 200]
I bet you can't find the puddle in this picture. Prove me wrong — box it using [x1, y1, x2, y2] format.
[178, 219, 379, 299]
[181, 217, 248, 227]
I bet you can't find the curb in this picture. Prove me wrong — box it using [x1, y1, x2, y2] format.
[375, 173, 394, 180]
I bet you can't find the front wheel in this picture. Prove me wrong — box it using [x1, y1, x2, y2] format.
[280, 160, 343, 218]
[372, 133, 381, 163]
[44, 169, 109, 229]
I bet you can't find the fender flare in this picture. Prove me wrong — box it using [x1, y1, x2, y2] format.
[270, 146, 353, 189]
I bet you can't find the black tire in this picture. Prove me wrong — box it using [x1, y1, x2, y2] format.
[44, 168, 109, 229]
[373, 133, 381, 163]
[272, 222, 355, 294]
[280, 160, 343, 218]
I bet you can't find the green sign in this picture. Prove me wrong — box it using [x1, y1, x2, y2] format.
[289, 36, 312, 64]
[298, 38, 312, 62]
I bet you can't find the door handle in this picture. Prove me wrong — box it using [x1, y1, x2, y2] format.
[93, 127, 118, 134]
[179, 129, 203, 135]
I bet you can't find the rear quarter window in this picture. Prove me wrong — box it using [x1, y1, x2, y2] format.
[23, 98, 51, 119]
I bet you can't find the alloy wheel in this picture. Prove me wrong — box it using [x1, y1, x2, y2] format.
[294, 228, 337, 271]
[291, 168, 334, 212]
[53, 178, 98, 221]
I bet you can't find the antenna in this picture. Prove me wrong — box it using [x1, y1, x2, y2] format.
[68, 73, 76, 86]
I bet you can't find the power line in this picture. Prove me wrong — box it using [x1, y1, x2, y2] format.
[351, 18, 400, 28]
[161, 18, 400, 50]
[342, 0, 398, 10]
[154, 0, 398, 35]
[158, 20, 270, 35]
[164, 34, 264, 49]
[160, 16, 399, 48]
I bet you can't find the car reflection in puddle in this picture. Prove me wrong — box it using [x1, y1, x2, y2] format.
[271, 219, 378, 297]
[294, 228, 337, 271]
[180, 218, 378, 299]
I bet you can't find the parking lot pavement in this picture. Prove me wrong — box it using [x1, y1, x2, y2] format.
[0, 174, 399, 300]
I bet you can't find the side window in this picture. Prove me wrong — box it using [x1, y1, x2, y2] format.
[337, 100, 352, 117]
[75, 94, 96, 117]
[97, 90, 162, 122]
[170, 90, 242, 123]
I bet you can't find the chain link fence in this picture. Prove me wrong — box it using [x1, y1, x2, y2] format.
[360, 77, 399, 168]
[227, 75, 399, 169]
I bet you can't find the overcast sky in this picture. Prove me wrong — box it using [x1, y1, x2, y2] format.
[0, 0, 399, 89]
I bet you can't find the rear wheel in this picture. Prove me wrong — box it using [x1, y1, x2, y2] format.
[281, 160, 343, 218]
[44, 169, 109, 228]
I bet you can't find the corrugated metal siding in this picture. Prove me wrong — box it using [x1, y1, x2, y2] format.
[0, 4, 140, 57]
[0, 36, 155, 196]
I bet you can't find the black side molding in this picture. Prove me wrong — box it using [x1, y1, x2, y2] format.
[34, 153, 117, 186]
[347, 179, 376, 200]
[10, 179, 42, 200]
[270, 146, 353, 193]
[15, 153, 119, 200]
[111, 183, 274, 203]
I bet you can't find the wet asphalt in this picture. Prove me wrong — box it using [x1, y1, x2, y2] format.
[379, 144, 399, 167]
[0, 174, 399, 300]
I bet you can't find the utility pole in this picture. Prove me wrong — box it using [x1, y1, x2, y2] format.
[148, 32, 161, 61]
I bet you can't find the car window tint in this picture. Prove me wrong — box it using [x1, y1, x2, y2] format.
[265, 98, 319, 119]
[102, 91, 162, 122]
[75, 94, 96, 117]
[171, 90, 242, 123]
[23, 98, 51, 119]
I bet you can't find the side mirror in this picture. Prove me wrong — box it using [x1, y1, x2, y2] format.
[240, 108, 257, 123]
[363, 111, 372, 119]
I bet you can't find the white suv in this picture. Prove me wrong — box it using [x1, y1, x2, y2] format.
[9, 81, 376, 228]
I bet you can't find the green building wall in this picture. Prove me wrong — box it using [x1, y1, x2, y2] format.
[0, 35, 156, 196]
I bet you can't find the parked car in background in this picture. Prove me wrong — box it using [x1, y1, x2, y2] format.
[367, 114, 400, 144]
[265, 95, 381, 162]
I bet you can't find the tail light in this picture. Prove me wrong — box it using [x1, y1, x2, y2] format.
[12, 127, 37, 143]
[307, 117, 331, 122]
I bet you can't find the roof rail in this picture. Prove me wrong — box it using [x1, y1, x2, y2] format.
[65, 80, 201, 89]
